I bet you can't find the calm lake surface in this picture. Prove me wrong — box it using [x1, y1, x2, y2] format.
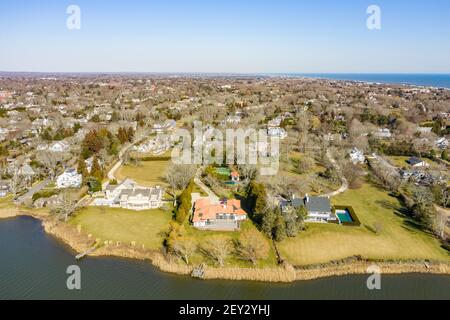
[0, 216, 449, 300]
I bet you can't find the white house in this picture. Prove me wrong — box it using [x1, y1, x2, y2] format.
[154, 119, 176, 133]
[49, 141, 69, 153]
[0, 181, 10, 197]
[226, 115, 241, 125]
[349, 148, 365, 164]
[267, 127, 287, 139]
[92, 179, 164, 210]
[406, 157, 430, 168]
[281, 195, 336, 223]
[435, 137, 449, 150]
[56, 169, 82, 188]
[374, 128, 392, 139]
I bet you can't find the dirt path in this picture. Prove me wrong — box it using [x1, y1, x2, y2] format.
[321, 150, 349, 198]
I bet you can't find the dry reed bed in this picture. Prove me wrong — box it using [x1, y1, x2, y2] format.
[3, 209, 450, 283]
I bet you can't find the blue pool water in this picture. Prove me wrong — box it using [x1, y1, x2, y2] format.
[336, 209, 353, 223]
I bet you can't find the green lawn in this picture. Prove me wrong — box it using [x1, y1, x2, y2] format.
[278, 183, 449, 265]
[183, 220, 279, 268]
[70, 206, 172, 250]
[116, 160, 170, 187]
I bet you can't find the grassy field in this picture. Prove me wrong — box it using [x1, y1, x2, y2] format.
[70, 206, 172, 250]
[183, 221, 279, 268]
[387, 156, 441, 170]
[278, 183, 449, 265]
[116, 160, 170, 187]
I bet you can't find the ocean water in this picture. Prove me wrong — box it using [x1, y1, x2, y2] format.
[286, 73, 450, 89]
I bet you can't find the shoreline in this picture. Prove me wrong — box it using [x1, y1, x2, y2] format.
[1, 208, 449, 283]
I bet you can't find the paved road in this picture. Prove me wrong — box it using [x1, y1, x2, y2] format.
[104, 130, 153, 188]
[15, 179, 50, 204]
[104, 142, 137, 189]
[194, 167, 220, 203]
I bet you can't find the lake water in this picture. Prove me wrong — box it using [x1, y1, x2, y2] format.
[0, 216, 449, 300]
[285, 73, 450, 89]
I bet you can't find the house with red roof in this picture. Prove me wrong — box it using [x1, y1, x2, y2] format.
[192, 198, 247, 231]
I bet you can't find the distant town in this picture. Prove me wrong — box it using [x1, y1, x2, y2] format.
[0, 74, 449, 281]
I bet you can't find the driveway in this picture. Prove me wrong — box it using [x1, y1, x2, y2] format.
[15, 179, 50, 205]
[321, 150, 349, 198]
[194, 167, 220, 203]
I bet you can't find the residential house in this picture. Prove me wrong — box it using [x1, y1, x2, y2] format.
[226, 115, 241, 125]
[417, 127, 433, 134]
[374, 128, 392, 139]
[93, 179, 164, 210]
[34, 195, 61, 209]
[192, 198, 247, 230]
[406, 157, 430, 168]
[0, 181, 10, 197]
[267, 127, 287, 139]
[49, 141, 69, 153]
[281, 195, 336, 223]
[230, 171, 240, 182]
[267, 118, 282, 128]
[56, 169, 82, 188]
[349, 147, 365, 164]
[435, 137, 449, 150]
[154, 119, 177, 133]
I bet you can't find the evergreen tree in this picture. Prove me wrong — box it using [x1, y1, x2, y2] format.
[77, 156, 88, 178]
[442, 149, 449, 161]
[273, 213, 286, 242]
[90, 155, 103, 181]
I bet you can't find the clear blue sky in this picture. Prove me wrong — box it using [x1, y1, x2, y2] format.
[1, 0, 449, 73]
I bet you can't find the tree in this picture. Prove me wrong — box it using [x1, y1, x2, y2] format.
[8, 161, 24, 198]
[261, 208, 276, 238]
[342, 162, 364, 189]
[234, 229, 270, 265]
[87, 177, 102, 193]
[296, 156, 315, 174]
[273, 213, 286, 242]
[411, 186, 435, 225]
[172, 238, 196, 265]
[434, 210, 448, 240]
[175, 181, 194, 223]
[77, 156, 88, 178]
[90, 155, 103, 181]
[52, 192, 79, 222]
[442, 149, 449, 161]
[37, 151, 61, 180]
[165, 164, 197, 206]
[246, 182, 267, 225]
[201, 236, 231, 267]
[237, 164, 257, 187]
[82, 130, 105, 157]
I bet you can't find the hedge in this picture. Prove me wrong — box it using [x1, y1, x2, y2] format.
[333, 205, 361, 227]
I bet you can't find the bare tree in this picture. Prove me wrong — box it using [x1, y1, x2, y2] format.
[37, 151, 61, 180]
[172, 238, 197, 265]
[201, 236, 231, 267]
[237, 164, 257, 187]
[165, 164, 197, 205]
[52, 192, 79, 222]
[9, 161, 24, 198]
[234, 229, 269, 265]
[434, 211, 448, 240]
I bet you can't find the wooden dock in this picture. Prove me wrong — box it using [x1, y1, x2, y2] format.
[75, 246, 97, 260]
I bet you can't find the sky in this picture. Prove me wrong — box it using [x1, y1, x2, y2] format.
[1, 0, 450, 73]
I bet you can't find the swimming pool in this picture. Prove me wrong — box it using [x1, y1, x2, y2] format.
[336, 209, 353, 223]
